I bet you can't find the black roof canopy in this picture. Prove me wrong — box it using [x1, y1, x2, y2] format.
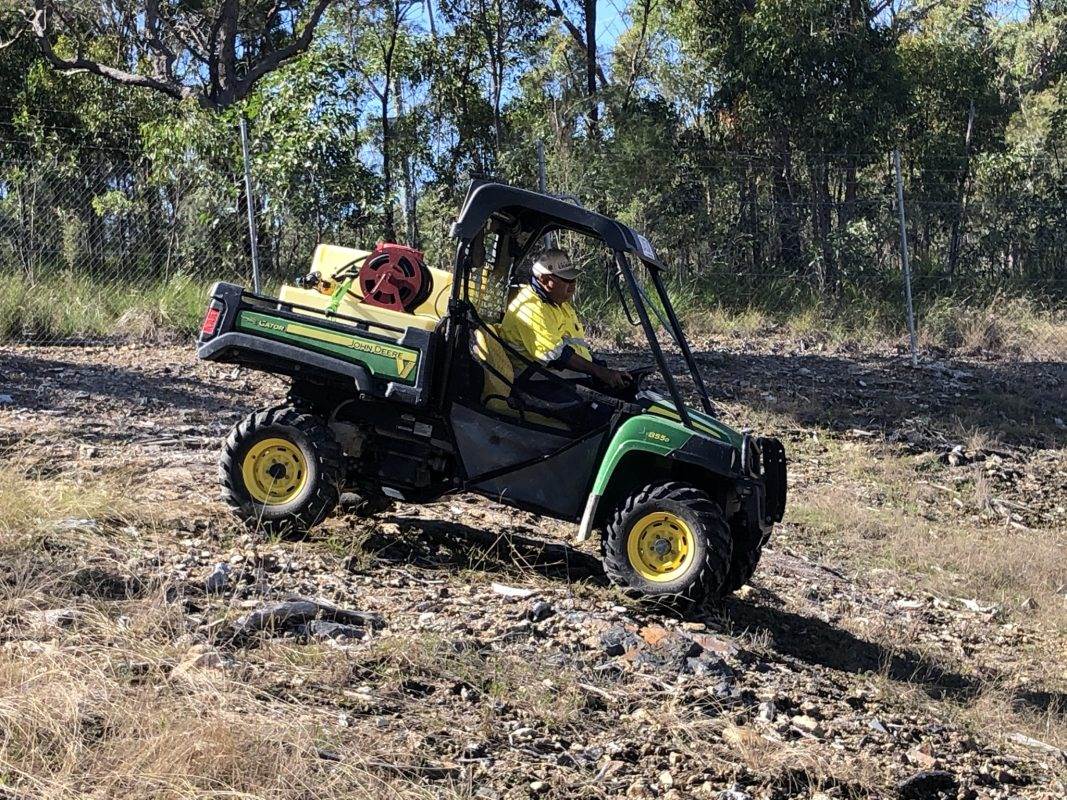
[450, 182, 664, 269]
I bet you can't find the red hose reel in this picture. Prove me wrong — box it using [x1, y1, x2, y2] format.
[358, 242, 432, 312]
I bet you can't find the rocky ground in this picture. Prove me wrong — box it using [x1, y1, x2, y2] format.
[0, 333, 1064, 799]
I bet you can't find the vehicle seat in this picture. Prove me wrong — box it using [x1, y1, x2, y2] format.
[470, 327, 570, 430]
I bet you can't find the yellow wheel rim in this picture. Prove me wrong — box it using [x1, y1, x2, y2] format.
[240, 437, 309, 505]
[626, 511, 695, 582]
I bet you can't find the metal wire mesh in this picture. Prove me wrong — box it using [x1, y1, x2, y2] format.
[1, 128, 1063, 345]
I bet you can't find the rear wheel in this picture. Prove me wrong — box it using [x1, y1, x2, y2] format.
[601, 481, 732, 607]
[220, 406, 343, 536]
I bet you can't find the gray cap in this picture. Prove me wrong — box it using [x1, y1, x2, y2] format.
[532, 248, 578, 280]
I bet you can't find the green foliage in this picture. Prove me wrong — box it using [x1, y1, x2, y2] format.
[0, 0, 1064, 344]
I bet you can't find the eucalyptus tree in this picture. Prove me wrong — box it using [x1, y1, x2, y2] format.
[20, 0, 343, 110]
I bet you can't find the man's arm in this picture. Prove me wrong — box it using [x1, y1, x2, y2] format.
[562, 351, 630, 389]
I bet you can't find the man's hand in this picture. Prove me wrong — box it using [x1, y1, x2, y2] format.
[563, 351, 630, 390]
[595, 364, 630, 390]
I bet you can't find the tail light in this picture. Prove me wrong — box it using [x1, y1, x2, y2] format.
[201, 304, 222, 336]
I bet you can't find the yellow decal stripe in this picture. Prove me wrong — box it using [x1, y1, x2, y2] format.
[649, 406, 724, 440]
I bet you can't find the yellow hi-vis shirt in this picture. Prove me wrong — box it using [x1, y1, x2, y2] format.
[500, 284, 592, 372]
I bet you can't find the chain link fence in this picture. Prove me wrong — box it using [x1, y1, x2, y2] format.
[1, 119, 1064, 345]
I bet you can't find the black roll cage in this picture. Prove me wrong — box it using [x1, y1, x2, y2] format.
[446, 181, 714, 429]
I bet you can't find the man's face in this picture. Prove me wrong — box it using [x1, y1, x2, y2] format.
[541, 273, 576, 305]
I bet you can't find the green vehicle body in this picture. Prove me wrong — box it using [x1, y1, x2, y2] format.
[196, 181, 786, 598]
[236, 310, 420, 384]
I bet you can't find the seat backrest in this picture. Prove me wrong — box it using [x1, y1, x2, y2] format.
[471, 327, 514, 403]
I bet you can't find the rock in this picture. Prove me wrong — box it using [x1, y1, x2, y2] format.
[626, 779, 650, 798]
[491, 582, 535, 599]
[791, 715, 824, 737]
[689, 632, 740, 658]
[600, 625, 640, 657]
[205, 562, 231, 594]
[658, 770, 674, 788]
[528, 600, 553, 622]
[906, 746, 939, 770]
[946, 445, 968, 467]
[868, 717, 889, 735]
[756, 700, 776, 722]
[53, 517, 101, 534]
[958, 598, 998, 614]
[528, 780, 548, 794]
[0, 394, 13, 405]
[25, 608, 81, 629]
[228, 598, 384, 643]
[1006, 732, 1066, 761]
[640, 625, 671, 646]
[715, 789, 751, 800]
[304, 620, 367, 642]
[897, 770, 957, 799]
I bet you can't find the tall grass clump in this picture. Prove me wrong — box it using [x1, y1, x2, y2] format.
[921, 293, 1066, 359]
[0, 271, 211, 342]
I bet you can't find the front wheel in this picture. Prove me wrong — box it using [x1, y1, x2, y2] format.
[601, 481, 732, 607]
[220, 406, 344, 536]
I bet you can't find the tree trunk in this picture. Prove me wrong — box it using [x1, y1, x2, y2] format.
[946, 101, 975, 278]
[772, 138, 802, 270]
[583, 0, 598, 138]
[810, 153, 834, 290]
[381, 84, 397, 242]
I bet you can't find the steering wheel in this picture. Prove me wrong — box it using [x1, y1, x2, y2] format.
[626, 364, 658, 389]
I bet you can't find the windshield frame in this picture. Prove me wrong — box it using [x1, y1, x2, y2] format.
[614, 251, 715, 423]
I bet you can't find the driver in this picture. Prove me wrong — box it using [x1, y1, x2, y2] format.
[500, 248, 632, 401]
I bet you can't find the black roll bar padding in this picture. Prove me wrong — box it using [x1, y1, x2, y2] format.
[614, 252, 693, 429]
[647, 266, 716, 416]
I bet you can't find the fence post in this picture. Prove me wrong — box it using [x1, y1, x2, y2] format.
[537, 139, 558, 250]
[893, 149, 919, 367]
[239, 114, 262, 294]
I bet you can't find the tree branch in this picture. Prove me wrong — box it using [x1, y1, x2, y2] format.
[239, 0, 334, 93]
[30, 2, 189, 101]
[545, 0, 608, 89]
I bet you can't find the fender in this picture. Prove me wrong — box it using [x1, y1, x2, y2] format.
[576, 412, 739, 541]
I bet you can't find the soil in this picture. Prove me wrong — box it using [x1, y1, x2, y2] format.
[1, 334, 1064, 799]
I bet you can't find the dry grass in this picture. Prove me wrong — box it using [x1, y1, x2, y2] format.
[0, 550, 472, 799]
[0, 466, 473, 799]
[920, 295, 1067, 360]
[0, 464, 141, 539]
[790, 465, 1066, 633]
[0, 625, 470, 799]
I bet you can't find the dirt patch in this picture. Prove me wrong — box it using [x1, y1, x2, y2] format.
[0, 337, 1064, 799]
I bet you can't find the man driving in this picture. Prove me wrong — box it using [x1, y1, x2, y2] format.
[500, 248, 631, 398]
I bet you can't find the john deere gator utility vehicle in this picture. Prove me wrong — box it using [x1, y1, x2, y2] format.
[196, 182, 786, 604]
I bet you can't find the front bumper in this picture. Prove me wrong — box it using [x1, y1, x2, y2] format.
[741, 433, 788, 533]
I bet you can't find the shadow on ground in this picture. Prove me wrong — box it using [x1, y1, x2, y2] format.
[671, 349, 1066, 448]
[382, 514, 1066, 718]
[0, 351, 253, 415]
[368, 515, 607, 582]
